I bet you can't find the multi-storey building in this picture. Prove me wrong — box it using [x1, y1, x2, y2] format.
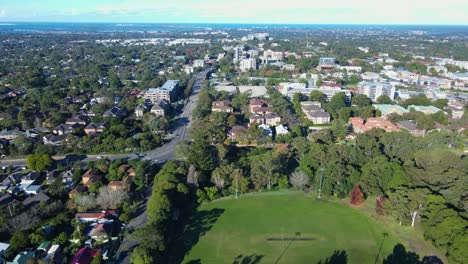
[357, 81, 395, 101]
[239, 58, 257, 72]
[144, 80, 179, 103]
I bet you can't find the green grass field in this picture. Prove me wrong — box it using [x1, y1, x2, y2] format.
[181, 192, 402, 264]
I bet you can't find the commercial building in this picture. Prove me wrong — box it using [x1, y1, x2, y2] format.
[408, 105, 443, 115]
[373, 104, 409, 118]
[357, 81, 395, 101]
[143, 80, 179, 103]
[239, 58, 257, 72]
[317, 57, 336, 70]
[349, 117, 400, 133]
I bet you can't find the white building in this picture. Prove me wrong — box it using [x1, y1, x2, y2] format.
[358, 81, 395, 101]
[193, 59, 205, 68]
[240, 58, 257, 72]
[143, 80, 179, 103]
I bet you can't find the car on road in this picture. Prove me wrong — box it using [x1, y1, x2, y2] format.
[97, 156, 104, 159]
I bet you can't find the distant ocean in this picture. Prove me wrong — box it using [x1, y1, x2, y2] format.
[0, 22, 466, 34]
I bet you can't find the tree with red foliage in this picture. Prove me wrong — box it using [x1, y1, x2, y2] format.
[349, 185, 365, 205]
[376, 196, 386, 215]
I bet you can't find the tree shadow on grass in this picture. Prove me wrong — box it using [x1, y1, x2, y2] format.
[383, 243, 443, 264]
[167, 207, 225, 263]
[233, 254, 264, 264]
[185, 259, 201, 264]
[317, 250, 348, 264]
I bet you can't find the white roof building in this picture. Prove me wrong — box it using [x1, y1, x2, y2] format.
[275, 124, 289, 136]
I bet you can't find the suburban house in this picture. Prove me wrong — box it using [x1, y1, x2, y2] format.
[84, 122, 109, 135]
[150, 100, 169, 117]
[306, 111, 331, 125]
[0, 130, 25, 141]
[249, 114, 265, 125]
[211, 101, 234, 113]
[70, 247, 100, 264]
[265, 113, 282, 126]
[103, 106, 127, 118]
[135, 100, 152, 118]
[75, 210, 119, 223]
[248, 98, 281, 126]
[62, 170, 74, 187]
[249, 99, 271, 114]
[65, 116, 88, 126]
[89, 223, 112, 242]
[81, 169, 104, 187]
[349, 117, 400, 133]
[107, 180, 127, 191]
[53, 124, 81, 135]
[0, 242, 10, 263]
[43, 134, 68, 146]
[21, 192, 50, 208]
[8, 251, 35, 264]
[228, 125, 248, 141]
[68, 185, 87, 199]
[301, 101, 331, 125]
[275, 124, 289, 135]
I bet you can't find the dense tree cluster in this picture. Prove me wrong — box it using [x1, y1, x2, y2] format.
[131, 161, 190, 264]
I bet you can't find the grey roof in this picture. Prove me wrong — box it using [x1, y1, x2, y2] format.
[85, 122, 108, 130]
[308, 111, 330, 118]
[302, 105, 324, 112]
[0, 130, 25, 137]
[398, 120, 419, 131]
[103, 106, 126, 117]
[0, 193, 16, 206]
[22, 192, 50, 207]
[161, 80, 179, 91]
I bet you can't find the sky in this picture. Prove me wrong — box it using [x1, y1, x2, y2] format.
[0, 0, 467, 25]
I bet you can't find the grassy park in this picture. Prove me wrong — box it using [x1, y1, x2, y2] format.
[181, 192, 403, 264]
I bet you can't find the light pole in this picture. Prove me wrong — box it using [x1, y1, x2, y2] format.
[318, 168, 324, 199]
[235, 175, 239, 199]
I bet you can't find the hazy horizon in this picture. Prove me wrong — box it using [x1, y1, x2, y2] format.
[0, 0, 467, 25]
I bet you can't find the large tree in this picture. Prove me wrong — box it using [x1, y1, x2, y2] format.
[289, 170, 310, 189]
[404, 149, 468, 208]
[250, 152, 280, 190]
[360, 156, 409, 195]
[26, 153, 53, 172]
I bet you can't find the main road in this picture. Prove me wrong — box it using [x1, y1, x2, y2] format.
[113, 68, 209, 264]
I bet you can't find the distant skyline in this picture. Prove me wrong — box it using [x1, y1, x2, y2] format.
[0, 0, 467, 25]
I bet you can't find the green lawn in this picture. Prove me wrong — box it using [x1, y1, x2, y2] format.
[181, 192, 401, 264]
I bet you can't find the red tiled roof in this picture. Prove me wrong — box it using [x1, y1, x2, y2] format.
[71, 247, 100, 264]
[75, 210, 119, 221]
